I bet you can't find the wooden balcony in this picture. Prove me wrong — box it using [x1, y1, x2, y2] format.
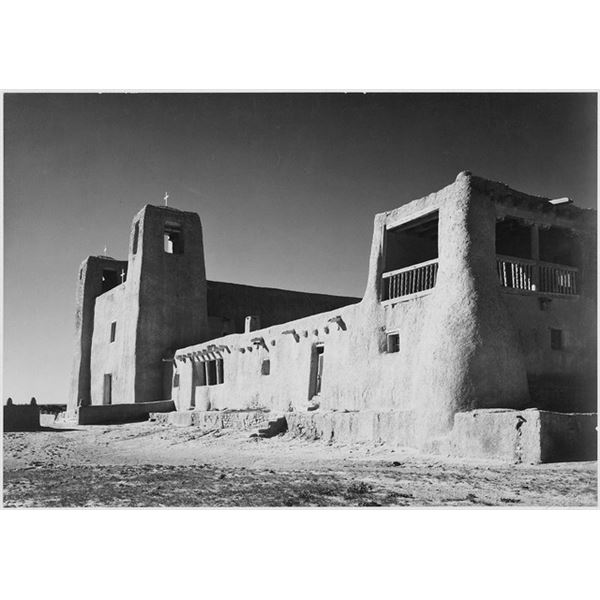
[496, 255, 579, 296]
[381, 255, 579, 303]
[381, 258, 438, 301]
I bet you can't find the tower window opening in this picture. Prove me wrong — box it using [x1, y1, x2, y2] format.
[110, 321, 116, 343]
[164, 222, 184, 254]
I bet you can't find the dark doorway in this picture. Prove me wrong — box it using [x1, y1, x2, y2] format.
[310, 344, 325, 399]
[103, 374, 112, 405]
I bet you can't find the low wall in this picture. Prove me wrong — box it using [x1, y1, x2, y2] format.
[444, 409, 597, 464]
[287, 410, 416, 446]
[153, 409, 417, 445]
[538, 410, 598, 463]
[78, 400, 175, 425]
[152, 409, 273, 429]
[4, 403, 41, 432]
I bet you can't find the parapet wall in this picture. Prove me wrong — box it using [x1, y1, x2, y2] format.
[206, 280, 360, 336]
[443, 409, 597, 463]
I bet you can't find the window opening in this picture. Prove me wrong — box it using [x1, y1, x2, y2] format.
[539, 227, 578, 267]
[550, 329, 563, 351]
[164, 222, 184, 254]
[495, 218, 533, 260]
[386, 332, 400, 353]
[382, 212, 439, 300]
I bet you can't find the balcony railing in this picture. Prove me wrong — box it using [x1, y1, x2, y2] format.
[496, 255, 536, 291]
[381, 255, 579, 302]
[381, 258, 438, 301]
[496, 255, 579, 296]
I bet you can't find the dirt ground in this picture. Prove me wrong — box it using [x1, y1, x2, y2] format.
[2, 420, 597, 507]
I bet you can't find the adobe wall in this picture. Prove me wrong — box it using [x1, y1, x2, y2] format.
[68, 256, 128, 411]
[84, 205, 210, 407]
[493, 201, 597, 412]
[174, 172, 587, 450]
[206, 280, 360, 337]
[444, 409, 597, 463]
[90, 283, 133, 404]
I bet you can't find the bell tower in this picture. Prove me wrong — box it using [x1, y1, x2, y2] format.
[124, 204, 210, 402]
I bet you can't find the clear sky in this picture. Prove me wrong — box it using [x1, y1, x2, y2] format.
[3, 92, 597, 405]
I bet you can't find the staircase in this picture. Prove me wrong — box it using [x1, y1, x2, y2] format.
[249, 416, 288, 439]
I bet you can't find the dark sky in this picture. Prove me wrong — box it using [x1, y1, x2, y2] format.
[3, 92, 597, 404]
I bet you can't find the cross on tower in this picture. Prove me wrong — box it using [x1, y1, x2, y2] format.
[164, 192, 169, 206]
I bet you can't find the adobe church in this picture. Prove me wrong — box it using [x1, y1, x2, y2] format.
[68, 172, 597, 462]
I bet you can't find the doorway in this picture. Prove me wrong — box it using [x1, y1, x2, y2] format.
[309, 344, 325, 399]
[103, 374, 112, 405]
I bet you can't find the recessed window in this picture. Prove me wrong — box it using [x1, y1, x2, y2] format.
[386, 332, 400, 353]
[261, 359, 271, 375]
[173, 373, 180, 388]
[164, 222, 184, 254]
[110, 321, 116, 343]
[550, 328, 563, 350]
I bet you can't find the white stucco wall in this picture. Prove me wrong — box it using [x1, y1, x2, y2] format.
[171, 172, 596, 449]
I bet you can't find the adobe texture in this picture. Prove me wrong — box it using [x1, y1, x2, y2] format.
[69, 172, 596, 459]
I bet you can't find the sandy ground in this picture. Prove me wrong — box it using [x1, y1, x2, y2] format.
[3, 420, 597, 507]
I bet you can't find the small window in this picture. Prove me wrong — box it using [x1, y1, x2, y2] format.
[164, 222, 184, 254]
[173, 373, 180, 388]
[110, 321, 116, 343]
[261, 359, 271, 376]
[132, 222, 140, 254]
[550, 328, 563, 350]
[386, 332, 400, 353]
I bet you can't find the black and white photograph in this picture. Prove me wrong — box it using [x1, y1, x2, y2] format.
[2, 92, 597, 508]
[1, 4, 599, 599]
